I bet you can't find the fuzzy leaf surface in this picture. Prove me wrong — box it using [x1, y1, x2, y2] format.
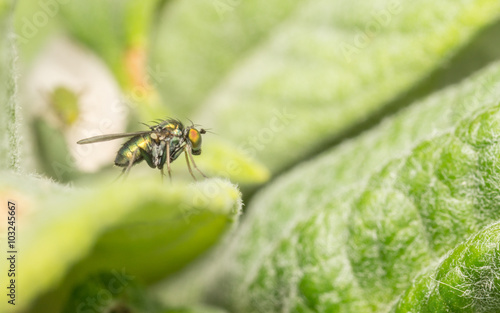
[0, 173, 241, 312]
[206, 61, 500, 312]
[154, 0, 500, 173]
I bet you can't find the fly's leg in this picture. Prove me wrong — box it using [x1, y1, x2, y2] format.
[113, 169, 127, 183]
[184, 146, 197, 180]
[187, 145, 207, 178]
[123, 149, 138, 180]
[113, 149, 138, 182]
[140, 147, 156, 169]
[138, 147, 165, 183]
[166, 141, 172, 182]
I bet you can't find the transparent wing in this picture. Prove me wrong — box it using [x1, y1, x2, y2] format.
[77, 131, 151, 144]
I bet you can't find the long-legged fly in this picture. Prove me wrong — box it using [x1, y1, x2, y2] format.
[77, 119, 207, 181]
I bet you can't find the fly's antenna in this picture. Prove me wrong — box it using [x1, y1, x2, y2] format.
[201, 128, 217, 135]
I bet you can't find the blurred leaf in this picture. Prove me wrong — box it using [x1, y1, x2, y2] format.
[0, 172, 72, 312]
[153, 0, 500, 173]
[152, 0, 301, 116]
[59, 0, 161, 89]
[199, 138, 270, 185]
[161, 306, 228, 313]
[0, 172, 241, 312]
[197, 60, 500, 311]
[393, 222, 500, 312]
[0, 0, 18, 170]
[148, 129, 270, 186]
[32, 118, 79, 182]
[48, 86, 80, 126]
[8, 0, 500, 312]
[62, 272, 163, 313]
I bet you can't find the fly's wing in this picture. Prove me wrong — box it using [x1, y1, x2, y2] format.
[77, 131, 151, 144]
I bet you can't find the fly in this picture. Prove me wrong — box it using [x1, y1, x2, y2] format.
[77, 119, 207, 181]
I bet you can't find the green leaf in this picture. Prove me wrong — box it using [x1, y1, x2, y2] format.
[199, 60, 500, 311]
[197, 138, 270, 185]
[0, 172, 241, 312]
[393, 222, 500, 312]
[0, 0, 19, 170]
[32, 118, 80, 182]
[48, 86, 80, 126]
[59, 0, 161, 88]
[53, 0, 270, 186]
[62, 272, 163, 313]
[161, 306, 228, 313]
[9, 0, 500, 311]
[153, 0, 500, 173]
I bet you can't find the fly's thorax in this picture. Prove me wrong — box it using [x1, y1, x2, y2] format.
[172, 129, 182, 138]
[158, 119, 183, 133]
[150, 132, 159, 141]
[170, 136, 180, 148]
[151, 129, 172, 143]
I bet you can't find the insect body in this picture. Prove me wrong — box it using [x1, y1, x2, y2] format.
[77, 119, 207, 181]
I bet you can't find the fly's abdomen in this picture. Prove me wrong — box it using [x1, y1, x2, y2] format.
[114, 135, 152, 167]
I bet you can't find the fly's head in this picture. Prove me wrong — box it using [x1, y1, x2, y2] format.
[184, 126, 206, 155]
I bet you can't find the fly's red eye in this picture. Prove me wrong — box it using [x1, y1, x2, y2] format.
[189, 128, 202, 149]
